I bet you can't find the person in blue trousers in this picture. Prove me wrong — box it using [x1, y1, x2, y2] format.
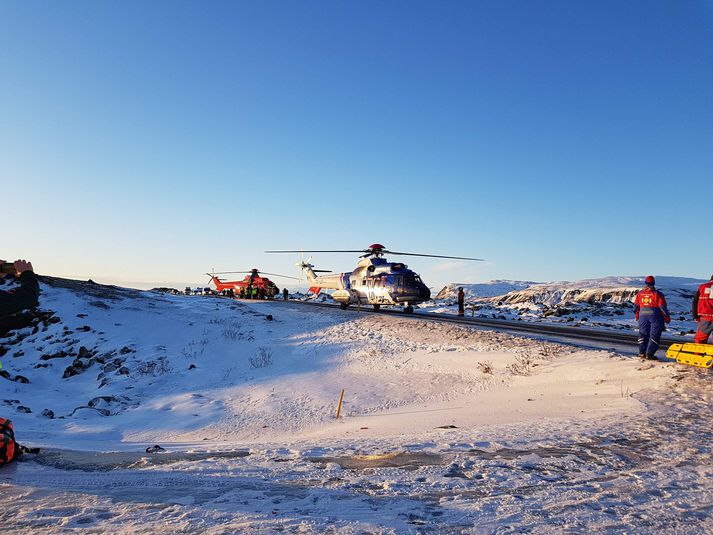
[634, 275, 671, 360]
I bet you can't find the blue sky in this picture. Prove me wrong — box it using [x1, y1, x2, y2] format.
[2, 1, 712, 290]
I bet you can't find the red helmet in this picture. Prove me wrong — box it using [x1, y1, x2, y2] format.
[645, 275, 655, 285]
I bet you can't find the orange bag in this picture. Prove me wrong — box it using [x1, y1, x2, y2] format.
[0, 418, 16, 465]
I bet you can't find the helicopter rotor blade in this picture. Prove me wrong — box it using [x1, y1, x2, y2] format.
[266, 250, 366, 254]
[207, 270, 301, 280]
[266, 248, 484, 261]
[383, 250, 485, 261]
[258, 272, 301, 280]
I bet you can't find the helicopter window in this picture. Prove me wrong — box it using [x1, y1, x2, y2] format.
[404, 274, 421, 285]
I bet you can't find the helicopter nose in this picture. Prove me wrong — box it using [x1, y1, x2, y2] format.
[419, 284, 431, 301]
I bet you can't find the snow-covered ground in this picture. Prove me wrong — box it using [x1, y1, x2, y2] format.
[1, 277, 711, 533]
[425, 276, 704, 337]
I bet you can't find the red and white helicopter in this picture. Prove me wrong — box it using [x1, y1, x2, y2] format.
[206, 268, 299, 297]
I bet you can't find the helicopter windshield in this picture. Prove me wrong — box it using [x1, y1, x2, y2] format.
[404, 273, 422, 285]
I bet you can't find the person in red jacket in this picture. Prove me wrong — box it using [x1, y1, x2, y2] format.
[692, 275, 713, 344]
[634, 275, 670, 360]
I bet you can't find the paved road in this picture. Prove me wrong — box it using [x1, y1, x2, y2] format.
[271, 299, 690, 353]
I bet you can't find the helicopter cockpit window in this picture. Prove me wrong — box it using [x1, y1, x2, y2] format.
[404, 274, 422, 285]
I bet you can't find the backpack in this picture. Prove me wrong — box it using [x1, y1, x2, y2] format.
[0, 418, 17, 465]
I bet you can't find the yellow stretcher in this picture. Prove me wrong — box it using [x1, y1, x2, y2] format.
[665, 343, 713, 368]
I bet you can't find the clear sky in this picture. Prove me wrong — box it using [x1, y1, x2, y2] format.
[2, 1, 712, 290]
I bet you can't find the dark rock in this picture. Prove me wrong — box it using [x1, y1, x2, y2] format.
[41, 409, 55, 419]
[89, 301, 109, 309]
[0, 370, 10, 380]
[119, 346, 134, 355]
[76, 325, 91, 332]
[188, 364, 197, 370]
[62, 363, 86, 379]
[117, 366, 130, 376]
[146, 445, 166, 453]
[88, 396, 118, 408]
[34, 363, 49, 369]
[17, 406, 32, 413]
[77, 314, 88, 318]
[78, 346, 94, 358]
[13, 375, 29, 384]
[13, 350, 24, 358]
[444, 463, 469, 479]
[41, 350, 69, 361]
[71, 357, 89, 369]
[265, 315, 273, 321]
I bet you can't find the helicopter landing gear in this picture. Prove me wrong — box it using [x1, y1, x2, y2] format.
[340, 302, 349, 310]
[373, 304, 380, 311]
[404, 305, 414, 314]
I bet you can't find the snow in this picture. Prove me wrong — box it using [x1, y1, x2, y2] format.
[1, 277, 711, 533]
[426, 275, 705, 337]
[434, 280, 538, 300]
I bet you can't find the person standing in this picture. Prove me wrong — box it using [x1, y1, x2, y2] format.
[457, 287, 465, 316]
[634, 275, 670, 360]
[283, 288, 289, 301]
[692, 275, 713, 344]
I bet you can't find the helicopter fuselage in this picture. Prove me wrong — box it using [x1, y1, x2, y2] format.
[211, 273, 279, 296]
[303, 257, 431, 309]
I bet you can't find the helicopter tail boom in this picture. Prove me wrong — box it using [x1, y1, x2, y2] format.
[296, 260, 345, 290]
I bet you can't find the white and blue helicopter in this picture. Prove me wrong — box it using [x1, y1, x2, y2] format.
[266, 244, 483, 313]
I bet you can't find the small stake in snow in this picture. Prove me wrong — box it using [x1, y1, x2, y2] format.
[336, 388, 345, 419]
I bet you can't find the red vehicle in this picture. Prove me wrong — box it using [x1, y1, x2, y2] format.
[206, 269, 298, 298]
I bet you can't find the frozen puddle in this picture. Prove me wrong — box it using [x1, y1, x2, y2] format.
[309, 450, 444, 470]
[27, 448, 251, 471]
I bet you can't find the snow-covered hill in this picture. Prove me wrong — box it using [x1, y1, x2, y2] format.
[428, 276, 704, 336]
[434, 280, 537, 300]
[1, 277, 710, 533]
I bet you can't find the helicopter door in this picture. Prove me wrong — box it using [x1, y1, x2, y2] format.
[366, 278, 375, 302]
